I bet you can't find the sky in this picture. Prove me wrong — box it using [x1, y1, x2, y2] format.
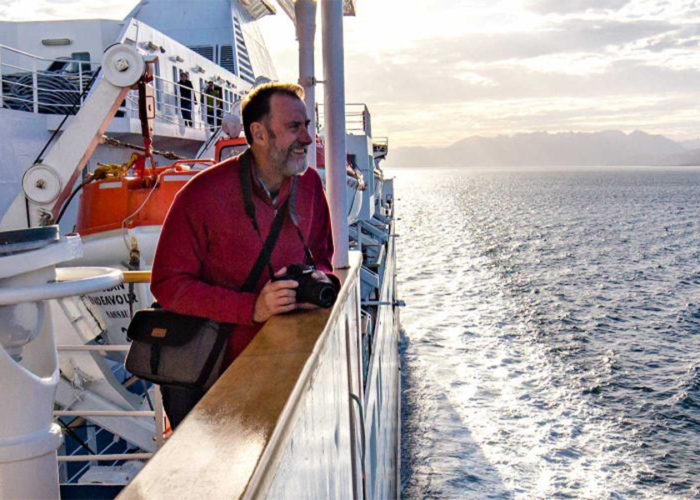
[4, 0, 700, 147]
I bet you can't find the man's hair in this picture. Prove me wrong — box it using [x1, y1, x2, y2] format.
[242, 82, 305, 145]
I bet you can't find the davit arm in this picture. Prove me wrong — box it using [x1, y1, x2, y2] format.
[0, 44, 148, 231]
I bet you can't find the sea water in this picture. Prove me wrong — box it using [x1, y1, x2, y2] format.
[394, 166, 700, 499]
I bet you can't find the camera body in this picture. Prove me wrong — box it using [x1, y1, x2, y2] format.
[273, 264, 337, 308]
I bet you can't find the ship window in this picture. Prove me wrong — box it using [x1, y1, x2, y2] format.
[69, 52, 91, 73]
[173, 67, 180, 115]
[153, 59, 163, 113]
[190, 45, 214, 62]
[220, 45, 236, 73]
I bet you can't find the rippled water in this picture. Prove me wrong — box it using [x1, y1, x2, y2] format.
[393, 167, 700, 499]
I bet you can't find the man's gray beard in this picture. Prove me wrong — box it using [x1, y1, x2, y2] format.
[284, 156, 308, 177]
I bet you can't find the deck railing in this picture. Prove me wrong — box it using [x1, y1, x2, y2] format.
[119, 252, 365, 499]
[317, 102, 372, 136]
[0, 44, 238, 133]
[0, 44, 99, 114]
[54, 271, 165, 477]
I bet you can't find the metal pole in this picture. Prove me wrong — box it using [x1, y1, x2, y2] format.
[295, 0, 317, 170]
[58, 453, 153, 462]
[321, 0, 349, 268]
[153, 385, 165, 448]
[0, 49, 4, 109]
[32, 58, 39, 113]
[78, 61, 83, 105]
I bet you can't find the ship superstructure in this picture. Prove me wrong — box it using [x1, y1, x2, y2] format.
[0, 0, 287, 232]
[0, 1, 401, 498]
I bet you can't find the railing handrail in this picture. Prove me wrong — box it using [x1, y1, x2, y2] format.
[0, 44, 101, 68]
[0, 44, 237, 132]
[118, 252, 363, 499]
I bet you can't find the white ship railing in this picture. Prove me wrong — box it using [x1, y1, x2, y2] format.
[0, 44, 99, 113]
[52, 272, 166, 470]
[317, 102, 372, 136]
[0, 44, 238, 134]
[122, 75, 238, 132]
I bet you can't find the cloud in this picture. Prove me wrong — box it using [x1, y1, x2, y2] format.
[3, 0, 136, 21]
[404, 18, 678, 65]
[526, 0, 632, 14]
[346, 50, 700, 105]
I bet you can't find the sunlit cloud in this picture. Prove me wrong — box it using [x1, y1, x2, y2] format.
[525, 0, 633, 14]
[5, 0, 700, 147]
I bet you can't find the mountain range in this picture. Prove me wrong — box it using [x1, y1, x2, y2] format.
[384, 130, 700, 168]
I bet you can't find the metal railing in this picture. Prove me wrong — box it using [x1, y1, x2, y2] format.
[0, 44, 99, 114]
[1, 44, 239, 133]
[317, 102, 372, 136]
[123, 75, 236, 132]
[54, 270, 164, 469]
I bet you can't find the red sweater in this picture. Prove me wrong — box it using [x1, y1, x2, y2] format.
[150, 155, 334, 363]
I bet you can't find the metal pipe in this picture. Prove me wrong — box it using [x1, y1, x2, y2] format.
[32, 58, 38, 113]
[154, 386, 165, 449]
[0, 267, 123, 305]
[295, 0, 318, 170]
[321, 0, 349, 268]
[122, 270, 152, 283]
[56, 345, 130, 352]
[57, 453, 153, 462]
[54, 411, 155, 417]
[0, 49, 4, 109]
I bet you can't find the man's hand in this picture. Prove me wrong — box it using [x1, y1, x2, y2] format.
[253, 268, 299, 323]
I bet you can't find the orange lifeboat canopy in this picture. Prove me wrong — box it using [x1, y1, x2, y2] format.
[75, 162, 213, 236]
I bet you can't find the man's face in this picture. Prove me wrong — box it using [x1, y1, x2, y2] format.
[263, 93, 312, 177]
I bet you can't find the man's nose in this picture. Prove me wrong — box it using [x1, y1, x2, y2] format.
[300, 126, 312, 145]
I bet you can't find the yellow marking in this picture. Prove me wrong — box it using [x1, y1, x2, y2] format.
[122, 271, 152, 283]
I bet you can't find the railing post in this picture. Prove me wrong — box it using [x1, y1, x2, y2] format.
[153, 385, 165, 448]
[78, 62, 83, 105]
[0, 48, 3, 108]
[296, 0, 318, 169]
[322, 0, 350, 269]
[32, 58, 38, 113]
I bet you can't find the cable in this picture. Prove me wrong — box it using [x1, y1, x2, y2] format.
[54, 178, 90, 224]
[57, 419, 97, 455]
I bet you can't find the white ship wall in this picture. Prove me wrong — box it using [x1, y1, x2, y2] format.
[0, 20, 123, 70]
[129, 0, 235, 53]
[128, 0, 278, 81]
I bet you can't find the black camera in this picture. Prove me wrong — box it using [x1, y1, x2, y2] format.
[273, 264, 337, 308]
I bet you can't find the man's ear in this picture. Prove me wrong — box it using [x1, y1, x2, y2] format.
[250, 122, 266, 146]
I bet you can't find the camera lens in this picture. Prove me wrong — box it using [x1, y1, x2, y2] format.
[316, 284, 337, 308]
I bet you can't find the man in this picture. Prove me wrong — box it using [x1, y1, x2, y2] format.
[178, 71, 195, 127]
[204, 80, 222, 129]
[150, 83, 336, 428]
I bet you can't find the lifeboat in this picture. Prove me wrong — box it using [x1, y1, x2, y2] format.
[76, 161, 210, 236]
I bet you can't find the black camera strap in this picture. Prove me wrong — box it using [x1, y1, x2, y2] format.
[237, 150, 314, 291]
[287, 176, 315, 266]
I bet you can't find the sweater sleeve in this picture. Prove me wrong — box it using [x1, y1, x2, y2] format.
[150, 187, 257, 325]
